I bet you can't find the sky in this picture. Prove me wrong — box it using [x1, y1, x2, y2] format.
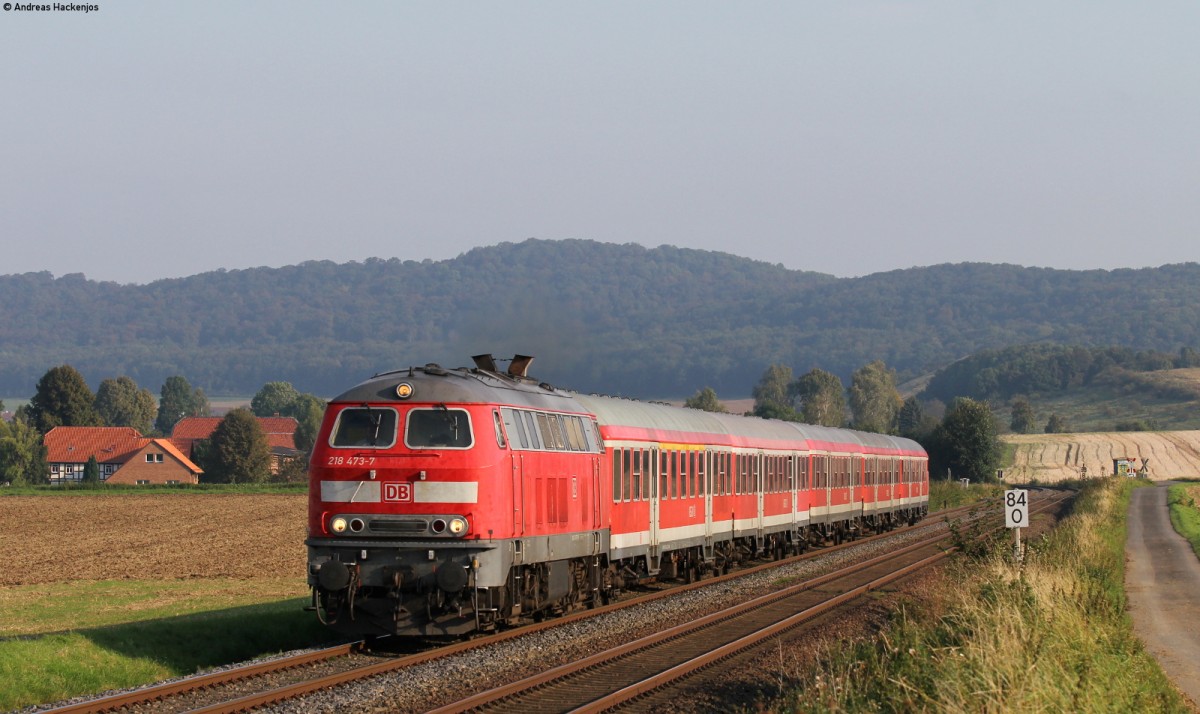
[2, 1, 1199, 285]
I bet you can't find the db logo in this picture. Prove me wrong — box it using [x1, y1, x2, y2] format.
[383, 482, 413, 502]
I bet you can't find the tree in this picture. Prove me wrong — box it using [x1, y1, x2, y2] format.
[752, 365, 798, 420]
[1010, 397, 1036, 434]
[898, 396, 923, 435]
[684, 387, 727, 413]
[897, 396, 939, 441]
[1045, 413, 1070, 434]
[290, 393, 327, 453]
[27, 365, 100, 433]
[848, 360, 903, 433]
[930, 397, 1002, 482]
[792, 368, 847, 427]
[251, 381, 302, 418]
[198, 408, 272, 484]
[0, 415, 48, 485]
[82, 455, 101, 484]
[95, 376, 157, 434]
[156, 376, 209, 435]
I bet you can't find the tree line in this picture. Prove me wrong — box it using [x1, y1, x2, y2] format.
[3, 240, 1200, 399]
[0, 366, 326, 486]
[686, 359, 1002, 484]
[922, 343, 1200, 405]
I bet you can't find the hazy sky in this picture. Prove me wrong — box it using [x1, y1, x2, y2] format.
[3, 2, 1198, 284]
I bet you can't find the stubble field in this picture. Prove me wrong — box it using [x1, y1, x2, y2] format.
[1003, 430, 1200, 483]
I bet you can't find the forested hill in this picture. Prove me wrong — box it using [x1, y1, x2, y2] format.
[1, 239, 1198, 399]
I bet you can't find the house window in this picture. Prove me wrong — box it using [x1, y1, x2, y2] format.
[135, 479, 150, 485]
[166, 480, 180, 485]
[145, 453, 164, 463]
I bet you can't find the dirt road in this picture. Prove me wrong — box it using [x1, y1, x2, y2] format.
[1126, 483, 1200, 709]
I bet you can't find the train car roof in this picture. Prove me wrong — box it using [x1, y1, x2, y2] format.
[331, 364, 925, 458]
[575, 393, 805, 449]
[574, 393, 925, 457]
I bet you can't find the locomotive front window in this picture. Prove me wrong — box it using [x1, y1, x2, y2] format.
[330, 407, 399, 448]
[407, 407, 474, 449]
[408, 408, 472, 446]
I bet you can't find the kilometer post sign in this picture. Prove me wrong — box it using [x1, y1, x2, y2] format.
[1004, 489, 1029, 528]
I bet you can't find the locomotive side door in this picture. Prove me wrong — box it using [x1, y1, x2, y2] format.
[511, 453, 524, 539]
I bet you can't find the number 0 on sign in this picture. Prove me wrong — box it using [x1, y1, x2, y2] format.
[1005, 489, 1028, 528]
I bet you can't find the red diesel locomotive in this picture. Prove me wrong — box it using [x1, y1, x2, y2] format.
[306, 355, 929, 637]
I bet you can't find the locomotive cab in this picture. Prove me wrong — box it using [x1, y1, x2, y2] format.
[305, 361, 607, 637]
[306, 376, 504, 636]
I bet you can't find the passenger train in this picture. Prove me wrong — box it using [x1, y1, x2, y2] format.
[306, 355, 929, 637]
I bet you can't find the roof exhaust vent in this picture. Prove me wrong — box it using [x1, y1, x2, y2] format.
[472, 354, 498, 372]
[508, 354, 534, 378]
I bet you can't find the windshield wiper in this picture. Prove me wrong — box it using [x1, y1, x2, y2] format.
[362, 403, 382, 446]
[435, 403, 458, 441]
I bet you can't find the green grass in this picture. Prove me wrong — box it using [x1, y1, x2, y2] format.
[1167, 483, 1200, 560]
[0, 580, 345, 711]
[768, 479, 1187, 713]
[929, 479, 1002, 512]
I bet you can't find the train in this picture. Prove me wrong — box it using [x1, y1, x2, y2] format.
[305, 355, 929, 637]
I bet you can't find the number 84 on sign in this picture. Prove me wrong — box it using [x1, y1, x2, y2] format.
[1005, 489, 1029, 528]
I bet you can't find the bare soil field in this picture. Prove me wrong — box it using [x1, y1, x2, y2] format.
[0, 494, 307, 586]
[1004, 430, 1200, 483]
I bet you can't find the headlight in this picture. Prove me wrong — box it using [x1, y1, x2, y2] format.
[448, 517, 468, 535]
[330, 516, 348, 534]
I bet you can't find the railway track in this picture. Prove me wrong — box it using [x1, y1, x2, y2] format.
[40, 495, 1062, 714]
[439, 492, 1067, 713]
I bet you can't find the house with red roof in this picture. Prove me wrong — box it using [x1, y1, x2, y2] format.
[44, 426, 203, 485]
[171, 416, 301, 473]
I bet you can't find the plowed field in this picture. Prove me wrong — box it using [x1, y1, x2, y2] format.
[5, 432, 1196, 587]
[1004, 430, 1200, 483]
[0, 494, 307, 587]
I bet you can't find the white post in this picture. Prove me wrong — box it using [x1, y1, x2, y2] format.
[1005, 489, 1028, 563]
